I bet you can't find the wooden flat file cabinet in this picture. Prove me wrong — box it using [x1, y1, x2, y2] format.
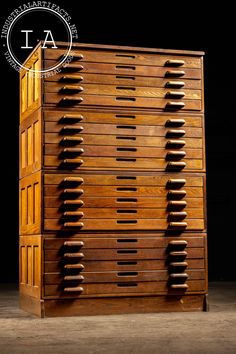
[19, 42, 207, 317]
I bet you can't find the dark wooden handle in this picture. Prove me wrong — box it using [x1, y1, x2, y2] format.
[167, 178, 186, 185]
[165, 118, 185, 126]
[166, 151, 186, 160]
[73, 54, 84, 60]
[64, 287, 84, 292]
[63, 64, 84, 71]
[64, 222, 84, 227]
[168, 190, 187, 198]
[169, 273, 188, 279]
[63, 148, 84, 154]
[63, 188, 84, 194]
[61, 85, 84, 93]
[61, 114, 83, 121]
[64, 264, 85, 270]
[166, 140, 186, 147]
[62, 136, 84, 143]
[61, 75, 84, 82]
[64, 275, 84, 281]
[63, 211, 84, 217]
[169, 240, 188, 246]
[166, 101, 185, 108]
[61, 125, 84, 131]
[165, 70, 185, 77]
[64, 252, 84, 258]
[63, 177, 84, 183]
[63, 200, 84, 206]
[166, 91, 185, 98]
[168, 201, 187, 207]
[168, 211, 187, 218]
[165, 59, 185, 66]
[170, 284, 189, 289]
[169, 261, 188, 267]
[167, 162, 186, 169]
[166, 129, 185, 137]
[165, 81, 185, 88]
[64, 241, 84, 246]
[63, 159, 84, 164]
[60, 97, 83, 104]
[169, 251, 187, 257]
[168, 222, 187, 228]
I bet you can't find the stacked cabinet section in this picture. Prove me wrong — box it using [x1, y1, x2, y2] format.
[19, 42, 207, 317]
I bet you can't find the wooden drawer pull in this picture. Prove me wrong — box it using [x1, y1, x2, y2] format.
[73, 54, 84, 60]
[165, 59, 185, 66]
[64, 264, 85, 270]
[167, 200, 187, 209]
[170, 284, 189, 289]
[63, 211, 84, 217]
[165, 81, 185, 88]
[64, 222, 84, 227]
[166, 151, 186, 160]
[64, 275, 84, 281]
[165, 91, 185, 98]
[169, 261, 188, 267]
[168, 222, 187, 228]
[61, 114, 83, 122]
[63, 188, 84, 194]
[165, 119, 185, 127]
[64, 287, 84, 292]
[167, 162, 186, 170]
[166, 140, 186, 148]
[61, 125, 84, 131]
[64, 252, 84, 258]
[60, 97, 83, 104]
[166, 129, 185, 137]
[169, 251, 187, 257]
[61, 75, 84, 82]
[61, 137, 84, 143]
[165, 70, 185, 77]
[60, 85, 84, 93]
[64, 241, 84, 247]
[167, 190, 186, 198]
[62, 64, 84, 71]
[63, 148, 84, 154]
[63, 200, 84, 206]
[63, 159, 84, 164]
[168, 211, 187, 218]
[169, 240, 188, 246]
[166, 101, 185, 108]
[169, 273, 188, 279]
[63, 177, 84, 183]
[167, 179, 186, 186]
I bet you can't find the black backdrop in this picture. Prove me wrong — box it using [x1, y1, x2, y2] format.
[0, 0, 235, 282]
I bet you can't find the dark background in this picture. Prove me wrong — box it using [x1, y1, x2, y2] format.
[0, 1, 235, 282]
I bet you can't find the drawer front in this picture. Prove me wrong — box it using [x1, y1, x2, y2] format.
[44, 173, 205, 231]
[43, 234, 207, 298]
[44, 48, 201, 68]
[44, 93, 201, 111]
[43, 110, 204, 172]
[45, 72, 202, 90]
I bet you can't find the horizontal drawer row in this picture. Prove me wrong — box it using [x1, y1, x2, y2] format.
[44, 48, 202, 68]
[46, 72, 202, 89]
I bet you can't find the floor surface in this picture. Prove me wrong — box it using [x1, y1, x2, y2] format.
[0, 282, 236, 354]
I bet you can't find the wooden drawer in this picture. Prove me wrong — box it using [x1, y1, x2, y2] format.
[45, 72, 202, 90]
[44, 93, 201, 111]
[43, 173, 205, 231]
[44, 48, 201, 68]
[44, 82, 201, 101]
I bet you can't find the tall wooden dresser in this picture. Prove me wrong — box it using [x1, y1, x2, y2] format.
[19, 42, 207, 317]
